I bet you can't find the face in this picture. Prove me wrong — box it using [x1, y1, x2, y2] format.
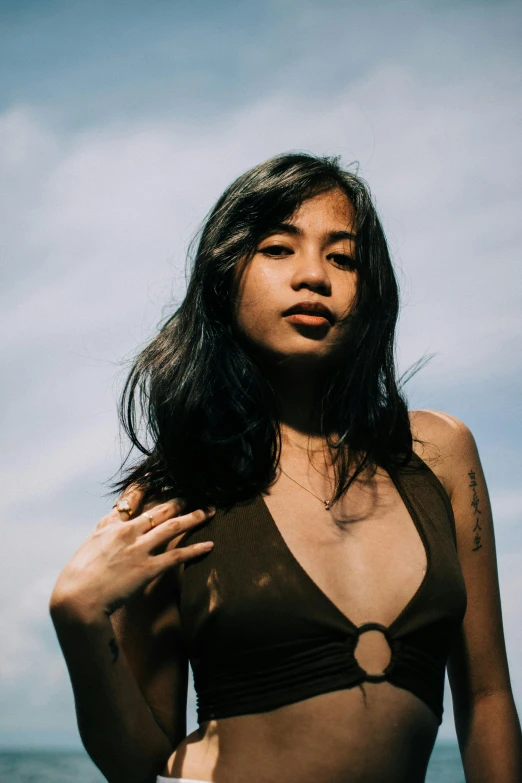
[233, 188, 358, 369]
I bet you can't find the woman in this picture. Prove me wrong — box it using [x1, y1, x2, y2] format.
[50, 153, 522, 783]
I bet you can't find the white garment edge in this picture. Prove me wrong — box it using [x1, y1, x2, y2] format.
[156, 777, 211, 783]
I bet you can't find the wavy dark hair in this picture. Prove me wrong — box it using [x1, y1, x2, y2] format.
[111, 151, 414, 509]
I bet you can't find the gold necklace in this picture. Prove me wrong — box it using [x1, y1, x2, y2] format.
[279, 466, 333, 511]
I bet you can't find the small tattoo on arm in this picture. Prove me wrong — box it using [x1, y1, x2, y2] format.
[467, 469, 483, 552]
[108, 637, 119, 663]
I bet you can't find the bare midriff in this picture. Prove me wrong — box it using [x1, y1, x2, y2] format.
[162, 684, 439, 783]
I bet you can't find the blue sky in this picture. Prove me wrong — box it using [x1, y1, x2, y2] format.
[1, 0, 521, 749]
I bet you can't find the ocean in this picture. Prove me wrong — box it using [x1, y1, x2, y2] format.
[0, 742, 464, 782]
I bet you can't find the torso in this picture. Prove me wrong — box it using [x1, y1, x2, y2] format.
[163, 412, 460, 783]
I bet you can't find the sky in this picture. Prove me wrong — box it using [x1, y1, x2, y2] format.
[1, 0, 521, 750]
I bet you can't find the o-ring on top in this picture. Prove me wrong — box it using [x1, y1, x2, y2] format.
[178, 454, 467, 725]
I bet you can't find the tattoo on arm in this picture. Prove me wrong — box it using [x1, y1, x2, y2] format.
[108, 637, 119, 663]
[467, 469, 483, 552]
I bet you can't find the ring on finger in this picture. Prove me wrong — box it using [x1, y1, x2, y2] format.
[113, 499, 134, 517]
[142, 512, 156, 530]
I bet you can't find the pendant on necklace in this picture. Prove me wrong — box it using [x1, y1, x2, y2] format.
[324, 500, 331, 511]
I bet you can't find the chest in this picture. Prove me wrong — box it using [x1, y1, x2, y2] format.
[180, 459, 467, 675]
[262, 469, 428, 627]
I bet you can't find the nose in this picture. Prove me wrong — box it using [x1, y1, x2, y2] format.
[290, 248, 331, 295]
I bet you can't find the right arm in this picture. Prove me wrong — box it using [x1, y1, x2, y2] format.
[50, 489, 214, 783]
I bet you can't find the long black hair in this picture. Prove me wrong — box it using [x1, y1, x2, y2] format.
[111, 152, 413, 508]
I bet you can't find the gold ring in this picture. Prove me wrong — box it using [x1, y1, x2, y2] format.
[142, 512, 156, 530]
[114, 499, 134, 517]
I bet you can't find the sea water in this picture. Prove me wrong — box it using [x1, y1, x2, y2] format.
[0, 742, 464, 782]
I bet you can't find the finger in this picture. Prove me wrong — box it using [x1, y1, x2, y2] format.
[112, 484, 146, 521]
[134, 498, 191, 535]
[142, 506, 215, 543]
[152, 540, 214, 573]
[142, 495, 187, 518]
[96, 487, 145, 530]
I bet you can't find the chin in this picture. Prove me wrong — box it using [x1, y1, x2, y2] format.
[237, 329, 342, 370]
[265, 344, 339, 371]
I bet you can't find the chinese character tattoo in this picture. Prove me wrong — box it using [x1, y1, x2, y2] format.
[468, 469, 483, 552]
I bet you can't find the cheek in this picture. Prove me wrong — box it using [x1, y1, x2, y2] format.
[336, 272, 359, 318]
[234, 263, 282, 338]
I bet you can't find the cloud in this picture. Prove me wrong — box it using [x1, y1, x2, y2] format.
[1, 25, 521, 744]
[3, 58, 521, 376]
[2, 63, 521, 506]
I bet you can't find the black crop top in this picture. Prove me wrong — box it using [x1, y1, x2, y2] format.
[179, 454, 467, 725]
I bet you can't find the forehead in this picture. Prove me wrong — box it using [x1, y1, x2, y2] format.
[289, 188, 355, 227]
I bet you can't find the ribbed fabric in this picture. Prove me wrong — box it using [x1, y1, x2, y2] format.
[179, 454, 467, 725]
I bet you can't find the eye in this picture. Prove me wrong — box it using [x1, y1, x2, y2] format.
[259, 244, 293, 257]
[328, 253, 357, 269]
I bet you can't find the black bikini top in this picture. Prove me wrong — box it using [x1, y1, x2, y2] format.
[179, 454, 467, 725]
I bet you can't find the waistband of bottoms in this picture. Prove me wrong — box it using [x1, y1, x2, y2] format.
[156, 777, 211, 783]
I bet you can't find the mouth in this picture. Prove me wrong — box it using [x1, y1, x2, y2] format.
[282, 301, 335, 327]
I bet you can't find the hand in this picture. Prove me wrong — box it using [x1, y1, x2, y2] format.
[50, 485, 214, 622]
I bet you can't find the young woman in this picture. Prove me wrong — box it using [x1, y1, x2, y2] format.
[50, 153, 522, 783]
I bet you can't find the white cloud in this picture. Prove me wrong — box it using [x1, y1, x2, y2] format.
[2, 60, 521, 376]
[0, 521, 90, 736]
[1, 48, 521, 743]
[491, 491, 522, 527]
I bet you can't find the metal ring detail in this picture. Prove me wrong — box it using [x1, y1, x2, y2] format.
[115, 499, 134, 517]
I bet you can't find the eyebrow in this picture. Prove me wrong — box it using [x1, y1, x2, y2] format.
[260, 221, 357, 243]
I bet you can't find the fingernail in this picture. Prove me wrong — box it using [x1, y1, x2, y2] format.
[198, 541, 214, 550]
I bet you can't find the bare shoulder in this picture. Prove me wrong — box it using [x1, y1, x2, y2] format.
[408, 409, 478, 499]
[412, 419, 515, 718]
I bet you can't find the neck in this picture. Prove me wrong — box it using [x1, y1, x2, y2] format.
[270, 365, 321, 430]
[265, 363, 333, 465]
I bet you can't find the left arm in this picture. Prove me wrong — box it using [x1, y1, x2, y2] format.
[415, 412, 522, 782]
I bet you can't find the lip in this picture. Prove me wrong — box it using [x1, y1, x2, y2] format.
[282, 301, 335, 325]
